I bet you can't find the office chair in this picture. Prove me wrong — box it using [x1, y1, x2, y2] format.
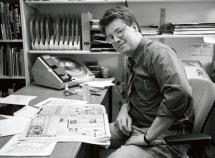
[165, 78, 215, 158]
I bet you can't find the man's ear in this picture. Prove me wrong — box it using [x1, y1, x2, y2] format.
[132, 25, 139, 32]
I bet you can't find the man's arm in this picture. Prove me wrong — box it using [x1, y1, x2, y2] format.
[145, 116, 174, 142]
[125, 116, 174, 146]
[115, 103, 132, 136]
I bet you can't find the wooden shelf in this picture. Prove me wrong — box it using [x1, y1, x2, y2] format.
[28, 50, 120, 55]
[0, 76, 26, 80]
[128, 0, 215, 2]
[144, 34, 215, 39]
[0, 39, 23, 43]
[25, 0, 125, 4]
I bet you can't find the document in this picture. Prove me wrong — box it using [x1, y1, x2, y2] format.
[0, 116, 31, 137]
[0, 134, 56, 156]
[0, 95, 37, 105]
[0, 95, 38, 116]
[14, 106, 39, 118]
[184, 66, 210, 81]
[32, 97, 87, 108]
[21, 98, 111, 146]
[81, 77, 115, 88]
[203, 36, 215, 44]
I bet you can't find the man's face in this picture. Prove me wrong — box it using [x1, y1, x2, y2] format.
[105, 19, 139, 56]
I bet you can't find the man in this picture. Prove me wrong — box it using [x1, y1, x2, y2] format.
[99, 6, 194, 158]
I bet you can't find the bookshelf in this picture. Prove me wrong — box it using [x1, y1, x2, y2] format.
[28, 50, 120, 55]
[0, 0, 26, 97]
[25, 0, 125, 4]
[21, 0, 126, 85]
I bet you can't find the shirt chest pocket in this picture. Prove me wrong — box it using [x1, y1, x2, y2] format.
[134, 76, 159, 93]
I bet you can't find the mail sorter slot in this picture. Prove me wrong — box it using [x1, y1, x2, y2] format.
[30, 14, 81, 50]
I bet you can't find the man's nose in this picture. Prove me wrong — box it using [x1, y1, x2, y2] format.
[112, 34, 121, 43]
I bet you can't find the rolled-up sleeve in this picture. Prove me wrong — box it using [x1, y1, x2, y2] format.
[150, 47, 193, 119]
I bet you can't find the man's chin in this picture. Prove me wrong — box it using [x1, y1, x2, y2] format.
[117, 46, 126, 53]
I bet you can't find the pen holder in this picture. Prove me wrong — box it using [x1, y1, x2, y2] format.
[101, 67, 111, 78]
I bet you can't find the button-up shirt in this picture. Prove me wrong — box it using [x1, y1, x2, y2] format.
[128, 37, 194, 128]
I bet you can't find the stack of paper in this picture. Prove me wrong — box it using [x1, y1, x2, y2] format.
[20, 98, 111, 147]
[81, 77, 115, 88]
[174, 22, 215, 35]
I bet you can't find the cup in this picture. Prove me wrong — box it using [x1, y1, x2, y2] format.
[82, 84, 90, 102]
[101, 67, 111, 78]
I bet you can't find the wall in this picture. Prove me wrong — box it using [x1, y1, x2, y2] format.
[127, 1, 215, 75]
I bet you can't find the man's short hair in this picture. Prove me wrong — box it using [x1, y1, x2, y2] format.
[99, 6, 141, 35]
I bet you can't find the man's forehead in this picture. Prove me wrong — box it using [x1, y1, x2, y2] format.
[105, 19, 126, 34]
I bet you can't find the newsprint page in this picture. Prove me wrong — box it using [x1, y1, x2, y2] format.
[21, 98, 111, 146]
[0, 97, 110, 156]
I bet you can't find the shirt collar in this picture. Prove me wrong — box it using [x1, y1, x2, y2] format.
[132, 37, 153, 64]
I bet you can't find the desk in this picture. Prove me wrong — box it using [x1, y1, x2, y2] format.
[0, 84, 110, 158]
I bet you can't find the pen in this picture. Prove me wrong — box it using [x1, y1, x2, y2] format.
[37, 108, 42, 114]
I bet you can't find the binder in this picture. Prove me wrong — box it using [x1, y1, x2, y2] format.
[81, 12, 92, 51]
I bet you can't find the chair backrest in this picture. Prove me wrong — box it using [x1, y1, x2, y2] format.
[189, 78, 215, 133]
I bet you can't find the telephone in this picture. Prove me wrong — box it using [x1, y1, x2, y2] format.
[32, 56, 95, 89]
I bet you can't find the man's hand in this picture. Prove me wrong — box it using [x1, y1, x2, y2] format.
[125, 134, 147, 146]
[114, 103, 132, 136]
[125, 134, 166, 146]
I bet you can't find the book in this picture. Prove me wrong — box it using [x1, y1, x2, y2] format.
[0, 2, 6, 40]
[81, 13, 92, 51]
[0, 46, 3, 76]
[14, 3, 22, 39]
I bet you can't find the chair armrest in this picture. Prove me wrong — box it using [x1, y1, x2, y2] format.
[164, 133, 211, 145]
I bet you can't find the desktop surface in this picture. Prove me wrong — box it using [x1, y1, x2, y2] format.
[0, 84, 109, 158]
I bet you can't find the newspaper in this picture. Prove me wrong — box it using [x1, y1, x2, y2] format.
[20, 98, 111, 146]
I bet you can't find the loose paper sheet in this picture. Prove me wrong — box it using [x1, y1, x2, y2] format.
[14, 106, 39, 118]
[0, 116, 31, 137]
[32, 97, 87, 108]
[0, 95, 37, 106]
[81, 77, 115, 88]
[0, 134, 56, 156]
